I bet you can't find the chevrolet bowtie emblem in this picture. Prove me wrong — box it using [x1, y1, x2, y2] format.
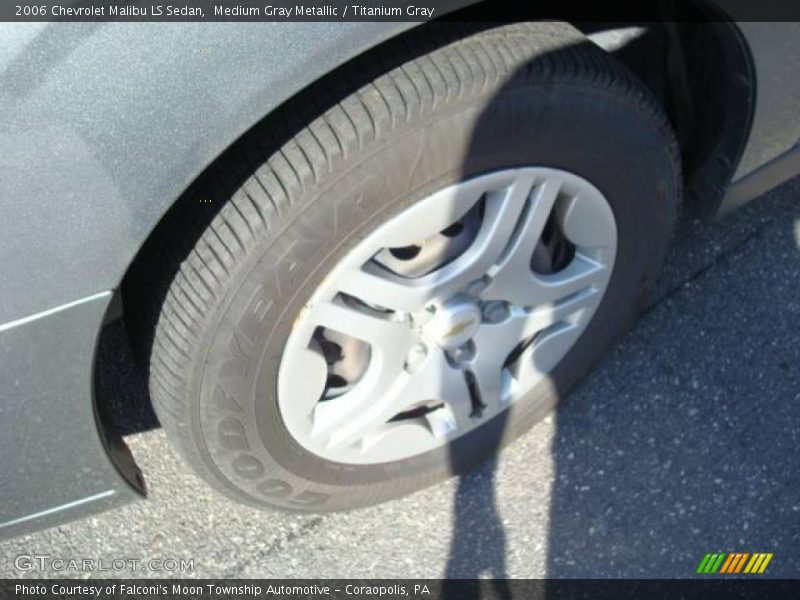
[443, 319, 476, 339]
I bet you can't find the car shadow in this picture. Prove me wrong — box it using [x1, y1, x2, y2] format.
[544, 179, 800, 578]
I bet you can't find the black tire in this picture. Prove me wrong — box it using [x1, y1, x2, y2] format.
[148, 22, 681, 511]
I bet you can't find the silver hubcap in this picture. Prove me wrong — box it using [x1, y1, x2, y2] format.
[277, 167, 617, 464]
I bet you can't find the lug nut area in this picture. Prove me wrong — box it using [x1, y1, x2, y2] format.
[404, 342, 429, 374]
[446, 340, 476, 366]
[481, 300, 510, 323]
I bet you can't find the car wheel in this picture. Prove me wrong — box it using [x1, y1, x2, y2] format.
[148, 22, 681, 511]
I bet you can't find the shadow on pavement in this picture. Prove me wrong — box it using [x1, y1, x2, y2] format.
[545, 180, 800, 577]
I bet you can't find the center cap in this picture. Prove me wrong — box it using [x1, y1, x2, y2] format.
[422, 294, 482, 349]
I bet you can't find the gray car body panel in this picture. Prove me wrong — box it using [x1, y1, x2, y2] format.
[730, 22, 800, 179]
[0, 292, 139, 539]
[2, 14, 800, 538]
[0, 21, 419, 325]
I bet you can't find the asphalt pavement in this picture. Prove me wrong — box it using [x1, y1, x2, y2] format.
[2, 178, 800, 579]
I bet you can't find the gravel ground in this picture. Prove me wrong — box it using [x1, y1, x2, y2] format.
[2, 178, 800, 579]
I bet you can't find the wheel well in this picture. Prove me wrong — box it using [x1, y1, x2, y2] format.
[108, 1, 754, 429]
[580, 14, 754, 217]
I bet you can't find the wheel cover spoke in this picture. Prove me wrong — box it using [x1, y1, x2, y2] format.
[320, 349, 471, 451]
[277, 167, 617, 464]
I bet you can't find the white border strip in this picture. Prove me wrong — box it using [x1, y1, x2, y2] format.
[0, 291, 112, 333]
[0, 490, 116, 530]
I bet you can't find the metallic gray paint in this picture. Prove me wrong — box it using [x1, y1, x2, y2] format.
[720, 143, 800, 215]
[2, 15, 800, 539]
[0, 293, 139, 539]
[0, 22, 420, 325]
[729, 23, 800, 179]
